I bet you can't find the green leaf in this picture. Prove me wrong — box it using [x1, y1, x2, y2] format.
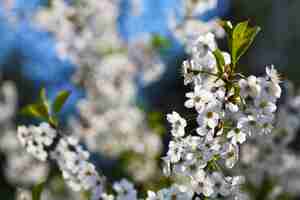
[40, 88, 50, 116]
[19, 88, 51, 121]
[213, 49, 225, 74]
[219, 20, 234, 54]
[219, 20, 233, 51]
[231, 21, 261, 65]
[151, 34, 171, 50]
[40, 88, 47, 103]
[49, 116, 59, 128]
[52, 90, 71, 114]
[219, 20, 233, 35]
[20, 103, 49, 120]
[32, 182, 45, 200]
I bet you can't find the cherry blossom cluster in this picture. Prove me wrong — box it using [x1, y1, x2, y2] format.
[15, 122, 202, 199]
[18, 123, 105, 200]
[16, 29, 286, 199]
[34, 0, 164, 182]
[170, 0, 224, 44]
[0, 129, 49, 185]
[163, 32, 282, 199]
[33, 0, 221, 183]
[101, 179, 138, 200]
[8, 0, 295, 197]
[18, 123, 57, 161]
[237, 83, 300, 199]
[34, 0, 164, 85]
[0, 81, 50, 186]
[16, 122, 160, 200]
[16, 182, 82, 200]
[17, 123, 246, 200]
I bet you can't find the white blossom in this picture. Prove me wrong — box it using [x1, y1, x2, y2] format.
[167, 111, 187, 137]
